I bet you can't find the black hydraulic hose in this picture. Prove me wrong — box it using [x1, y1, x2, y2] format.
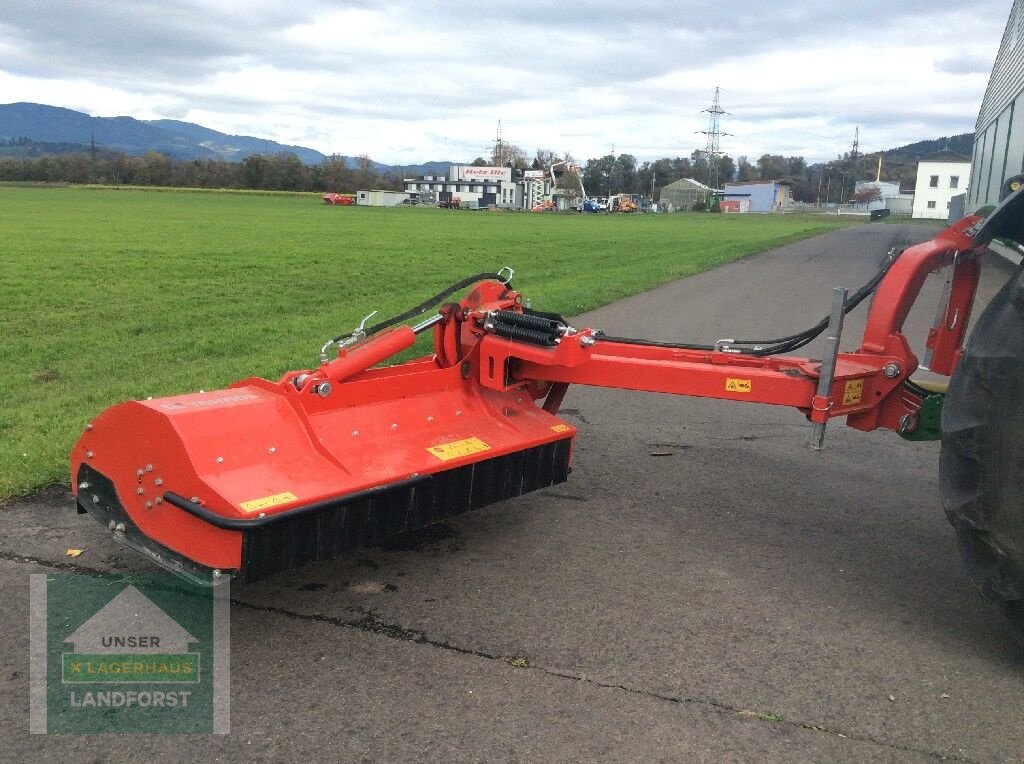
[331, 272, 509, 343]
[595, 248, 902, 358]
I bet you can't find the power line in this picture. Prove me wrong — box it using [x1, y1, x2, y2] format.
[696, 86, 732, 189]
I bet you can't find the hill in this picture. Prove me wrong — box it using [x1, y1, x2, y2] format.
[883, 132, 974, 159]
[0, 102, 452, 175]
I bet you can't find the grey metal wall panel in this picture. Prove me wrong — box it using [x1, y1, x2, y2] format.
[977, 0, 1024, 129]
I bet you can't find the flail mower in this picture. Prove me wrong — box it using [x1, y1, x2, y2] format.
[71, 184, 1024, 638]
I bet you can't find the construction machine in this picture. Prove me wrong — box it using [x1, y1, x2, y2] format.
[71, 181, 1024, 641]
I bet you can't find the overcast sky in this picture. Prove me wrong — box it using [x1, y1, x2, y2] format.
[0, 1, 1012, 165]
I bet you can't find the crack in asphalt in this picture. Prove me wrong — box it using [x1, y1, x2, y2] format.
[232, 597, 974, 762]
[1, 550, 978, 762]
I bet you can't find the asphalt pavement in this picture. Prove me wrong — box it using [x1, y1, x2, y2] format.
[3, 222, 1022, 762]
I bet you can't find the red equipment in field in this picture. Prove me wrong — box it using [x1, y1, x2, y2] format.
[323, 193, 355, 205]
[69, 199, 1013, 585]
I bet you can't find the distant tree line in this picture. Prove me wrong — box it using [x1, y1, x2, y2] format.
[0, 144, 406, 192]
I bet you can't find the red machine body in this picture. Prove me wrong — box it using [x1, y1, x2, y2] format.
[70, 217, 984, 584]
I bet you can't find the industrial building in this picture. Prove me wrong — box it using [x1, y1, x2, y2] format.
[911, 150, 971, 219]
[403, 165, 522, 209]
[967, 0, 1024, 209]
[658, 178, 713, 211]
[721, 180, 792, 212]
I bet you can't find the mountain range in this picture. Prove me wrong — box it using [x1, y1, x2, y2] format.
[0, 102, 453, 176]
[0, 101, 976, 175]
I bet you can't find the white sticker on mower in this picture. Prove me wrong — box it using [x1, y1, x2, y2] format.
[427, 437, 491, 462]
[160, 393, 261, 411]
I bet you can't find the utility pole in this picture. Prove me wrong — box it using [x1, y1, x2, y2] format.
[89, 133, 98, 184]
[697, 86, 731, 189]
[493, 120, 504, 167]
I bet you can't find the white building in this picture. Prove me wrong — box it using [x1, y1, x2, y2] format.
[404, 165, 521, 209]
[968, 0, 1024, 209]
[356, 189, 409, 207]
[912, 151, 972, 219]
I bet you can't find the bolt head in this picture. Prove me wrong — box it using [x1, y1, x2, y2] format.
[137, 468, 144, 477]
[314, 381, 332, 398]
[268, 447, 276, 454]
[86, 451, 94, 459]
[580, 335, 596, 348]
[114, 522, 125, 533]
[145, 501, 153, 509]
[136, 487, 144, 495]
[352, 430, 359, 437]
[155, 497, 163, 505]
[216, 456, 224, 464]
[883, 363, 901, 379]
[146, 464, 153, 472]
[78, 481, 89, 490]
[154, 478, 163, 486]
[392, 423, 399, 430]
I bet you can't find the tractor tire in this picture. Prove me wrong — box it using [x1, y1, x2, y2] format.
[940, 261, 1024, 643]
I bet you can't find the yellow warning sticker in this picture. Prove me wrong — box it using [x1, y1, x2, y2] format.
[240, 491, 298, 513]
[842, 379, 865, 406]
[725, 378, 752, 393]
[550, 423, 572, 434]
[427, 436, 491, 462]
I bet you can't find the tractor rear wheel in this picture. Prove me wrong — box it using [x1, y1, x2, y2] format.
[940, 261, 1024, 643]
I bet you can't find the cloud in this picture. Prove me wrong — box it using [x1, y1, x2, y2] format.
[0, 0, 1012, 163]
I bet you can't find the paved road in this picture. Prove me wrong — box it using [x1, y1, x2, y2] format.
[3, 223, 1021, 762]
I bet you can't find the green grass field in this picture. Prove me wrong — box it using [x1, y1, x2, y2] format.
[0, 186, 854, 498]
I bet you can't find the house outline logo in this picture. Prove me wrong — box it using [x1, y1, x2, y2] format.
[61, 585, 201, 684]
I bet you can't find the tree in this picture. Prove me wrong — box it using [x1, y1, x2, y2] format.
[583, 154, 616, 196]
[319, 154, 351, 192]
[490, 142, 527, 170]
[737, 156, 757, 181]
[853, 186, 883, 204]
[610, 154, 637, 193]
[554, 169, 584, 205]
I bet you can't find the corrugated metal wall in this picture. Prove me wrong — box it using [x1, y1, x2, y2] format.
[971, 0, 1024, 207]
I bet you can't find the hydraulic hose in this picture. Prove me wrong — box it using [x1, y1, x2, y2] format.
[596, 247, 902, 357]
[331, 271, 510, 344]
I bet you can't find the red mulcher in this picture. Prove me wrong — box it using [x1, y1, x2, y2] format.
[71, 186, 1024, 640]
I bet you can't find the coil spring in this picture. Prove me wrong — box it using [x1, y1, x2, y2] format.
[490, 322, 559, 346]
[491, 310, 563, 333]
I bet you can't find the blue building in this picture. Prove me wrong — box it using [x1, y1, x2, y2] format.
[722, 180, 791, 212]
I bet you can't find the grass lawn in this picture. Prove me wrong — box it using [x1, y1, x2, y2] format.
[0, 186, 854, 498]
